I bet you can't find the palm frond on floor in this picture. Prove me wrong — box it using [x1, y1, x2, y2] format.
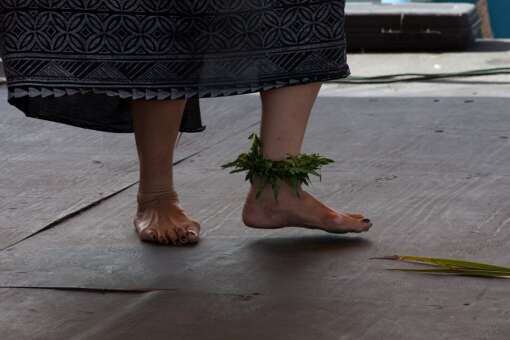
[371, 255, 510, 278]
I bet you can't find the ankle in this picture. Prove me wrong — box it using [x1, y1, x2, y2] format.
[249, 176, 304, 201]
[137, 187, 179, 203]
[138, 182, 176, 194]
[138, 187, 176, 194]
[138, 177, 174, 193]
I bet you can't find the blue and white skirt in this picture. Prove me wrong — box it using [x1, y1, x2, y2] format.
[0, 0, 350, 133]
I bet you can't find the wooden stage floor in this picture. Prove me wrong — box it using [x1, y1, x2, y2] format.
[2, 42, 510, 339]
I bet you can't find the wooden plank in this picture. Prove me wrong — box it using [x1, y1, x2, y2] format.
[0, 288, 140, 340]
[2, 96, 510, 339]
[3, 97, 510, 285]
[4, 287, 508, 340]
[64, 291, 510, 340]
[0, 87, 260, 249]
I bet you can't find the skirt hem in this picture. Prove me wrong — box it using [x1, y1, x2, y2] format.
[7, 69, 351, 101]
[6, 69, 350, 134]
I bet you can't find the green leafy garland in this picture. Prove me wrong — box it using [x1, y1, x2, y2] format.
[221, 133, 335, 201]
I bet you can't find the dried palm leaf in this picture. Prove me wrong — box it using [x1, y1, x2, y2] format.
[371, 255, 510, 278]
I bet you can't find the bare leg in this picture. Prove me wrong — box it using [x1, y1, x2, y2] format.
[242, 82, 372, 233]
[131, 99, 200, 245]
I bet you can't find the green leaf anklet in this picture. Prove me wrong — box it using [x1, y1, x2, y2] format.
[220, 133, 335, 201]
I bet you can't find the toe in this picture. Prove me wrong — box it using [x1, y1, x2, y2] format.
[165, 228, 180, 246]
[139, 228, 158, 242]
[348, 213, 365, 219]
[175, 227, 190, 245]
[156, 231, 170, 244]
[334, 214, 371, 233]
[362, 219, 373, 231]
[187, 220, 200, 243]
[186, 228, 199, 244]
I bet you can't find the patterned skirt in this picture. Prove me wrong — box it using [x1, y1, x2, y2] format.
[0, 1, 350, 133]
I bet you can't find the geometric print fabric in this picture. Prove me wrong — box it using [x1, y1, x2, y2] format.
[0, 0, 350, 133]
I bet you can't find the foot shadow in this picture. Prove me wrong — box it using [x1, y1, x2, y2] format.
[247, 234, 371, 256]
[242, 235, 372, 281]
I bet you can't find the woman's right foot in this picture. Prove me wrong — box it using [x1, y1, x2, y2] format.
[134, 189, 201, 245]
[242, 178, 372, 234]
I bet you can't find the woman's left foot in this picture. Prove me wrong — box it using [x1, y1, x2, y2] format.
[134, 189, 201, 245]
[242, 178, 372, 234]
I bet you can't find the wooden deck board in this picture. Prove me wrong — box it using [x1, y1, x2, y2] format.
[2, 96, 510, 339]
[0, 88, 261, 249]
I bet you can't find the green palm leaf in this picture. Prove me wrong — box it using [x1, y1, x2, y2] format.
[371, 255, 510, 278]
[221, 133, 335, 200]
[387, 268, 510, 278]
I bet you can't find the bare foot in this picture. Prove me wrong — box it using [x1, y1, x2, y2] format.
[134, 189, 201, 245]
[242, 178, 372, 234]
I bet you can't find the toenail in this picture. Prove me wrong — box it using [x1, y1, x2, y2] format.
[362, 218, 370, 223]
[143, 229, 157, 241]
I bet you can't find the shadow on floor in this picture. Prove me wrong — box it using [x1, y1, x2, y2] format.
[247, 234, 371, 255]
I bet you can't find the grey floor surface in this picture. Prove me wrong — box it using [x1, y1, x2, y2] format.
[2, 44, 510, 340]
